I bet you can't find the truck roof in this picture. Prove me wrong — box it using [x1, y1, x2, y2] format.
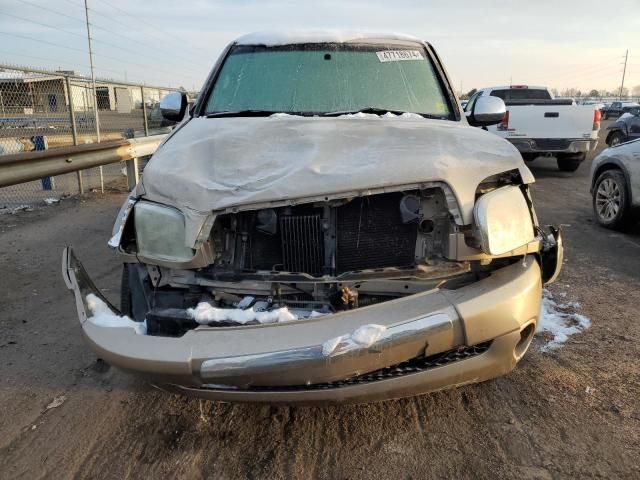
[480, 85, 548, 91]
[235, 30, 424, 46]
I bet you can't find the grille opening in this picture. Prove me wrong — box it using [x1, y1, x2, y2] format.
[210, 188, 456, 282]
[336, 193, 417, 273]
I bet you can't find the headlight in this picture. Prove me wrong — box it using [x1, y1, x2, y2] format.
[473, 186, 534, 255]
[134, 201, 195, 262]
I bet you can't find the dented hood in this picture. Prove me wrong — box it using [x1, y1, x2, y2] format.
[142, 116, 532, 226]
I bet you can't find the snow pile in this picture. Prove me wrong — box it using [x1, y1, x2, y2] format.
[0, 138, 24, 155]
[269, 112, 425, 120]
[235, 30, 421, 47]
[340, 112, 425, 120]
[322, 324, 388, 356]
[537, 289, 590, 351]
[187, 302, 297, 325]
[322, 335, 344, 355]
[86, 293, 147, 335]
[0, 204, 33, 215]
[351, 324, 387, 346]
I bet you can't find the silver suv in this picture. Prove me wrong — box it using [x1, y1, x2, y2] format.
[591, 139, 640, 229]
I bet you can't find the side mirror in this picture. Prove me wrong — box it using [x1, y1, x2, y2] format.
[467, 96, 506, 127]
[160, 91, 188, 122]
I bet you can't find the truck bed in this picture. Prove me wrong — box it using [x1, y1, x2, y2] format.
[489, 104, 597, 141]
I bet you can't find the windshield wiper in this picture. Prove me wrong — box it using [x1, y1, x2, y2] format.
[206, 110, 279, 118]
[321, 107, 447, 119]
[205, 110, 309, 118]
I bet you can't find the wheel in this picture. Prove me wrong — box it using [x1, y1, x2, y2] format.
[557, 153, 585, 172]
[592, 169, 632, 230]
[120, 264, 133, 317]
[609, 132, 625, 147]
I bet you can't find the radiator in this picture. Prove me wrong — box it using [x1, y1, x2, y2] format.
[280, 214, 324, 275]
[336, 193, 417, 273]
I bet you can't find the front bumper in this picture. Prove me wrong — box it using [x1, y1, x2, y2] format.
[507, 138, 597, 154]
[62, 247, 554, 404]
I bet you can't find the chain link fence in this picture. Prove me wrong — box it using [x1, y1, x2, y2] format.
[0, 64, 182, 212]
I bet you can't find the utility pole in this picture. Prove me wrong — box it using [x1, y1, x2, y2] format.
[619, 49, 628, 100]
[83, 0, 100, 143]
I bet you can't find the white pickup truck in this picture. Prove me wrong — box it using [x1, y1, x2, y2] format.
[465, 86, 601, 172]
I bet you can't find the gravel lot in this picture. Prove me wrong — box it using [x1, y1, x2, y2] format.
[0, 123, 638, 479]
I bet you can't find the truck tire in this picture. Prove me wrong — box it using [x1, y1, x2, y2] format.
[592, 169, 633, 230]
[557, 153, 585, 172]
[608, 132, 625, 147]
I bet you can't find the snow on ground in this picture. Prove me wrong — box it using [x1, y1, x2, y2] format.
[537, 289, 590, 351]
[86, 293, 147, 335]
[0, 204, 33, 215]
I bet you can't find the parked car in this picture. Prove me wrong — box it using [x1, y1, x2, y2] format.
[466, 85, 601, 172]
[590, 138, 640, 229]
[602, 101, 640, 120]
[604, 107, 640, 146]
[63, 32, 563, 404]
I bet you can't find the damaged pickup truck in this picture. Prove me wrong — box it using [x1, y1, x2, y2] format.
[63, 32, 563, 404]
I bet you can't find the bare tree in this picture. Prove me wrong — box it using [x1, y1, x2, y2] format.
[561, 87, 578, 97]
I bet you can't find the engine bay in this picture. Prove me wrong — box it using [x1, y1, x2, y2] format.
[123, 187, 488, 335]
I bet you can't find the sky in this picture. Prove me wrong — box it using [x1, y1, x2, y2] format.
[0, 0, 638, 94]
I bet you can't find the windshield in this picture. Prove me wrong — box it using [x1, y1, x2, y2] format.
[203, 44, 452, 118]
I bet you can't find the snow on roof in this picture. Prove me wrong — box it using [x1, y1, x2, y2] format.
[235, 30, 424, 46]
[0, 69, 59, 82]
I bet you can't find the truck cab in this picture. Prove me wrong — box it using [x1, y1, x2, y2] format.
[603, 101, 640, 120]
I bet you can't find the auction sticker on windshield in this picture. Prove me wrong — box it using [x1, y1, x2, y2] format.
[376, 50, 424, 62]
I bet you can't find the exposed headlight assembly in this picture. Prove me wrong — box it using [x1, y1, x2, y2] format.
[474, 186, 534, 255]
[134, 201, 195, 262]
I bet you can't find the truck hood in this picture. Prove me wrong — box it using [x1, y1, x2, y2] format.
[142, 115, 532, 230]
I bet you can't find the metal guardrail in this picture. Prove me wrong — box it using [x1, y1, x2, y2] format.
[0, 134, 166, 188]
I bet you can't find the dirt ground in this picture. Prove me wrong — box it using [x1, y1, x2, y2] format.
[0, 123, 638, 479]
